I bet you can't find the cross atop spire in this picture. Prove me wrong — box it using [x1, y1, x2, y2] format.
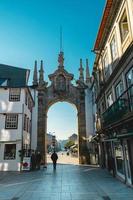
[79, 58, 84, 82]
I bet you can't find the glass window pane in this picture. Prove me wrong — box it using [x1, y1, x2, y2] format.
[9, 88, 20, 101]
[4, 144, 16, 160]
[114, 141, 125, 176]
[115, 81, 124, 99]
[110, 35, 117, 61]
[119, 10, 129, 42]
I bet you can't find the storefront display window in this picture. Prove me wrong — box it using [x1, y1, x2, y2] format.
[114, 141, 125, 176]
[4, 144, 16, 160]
[124, 143, 131, 179]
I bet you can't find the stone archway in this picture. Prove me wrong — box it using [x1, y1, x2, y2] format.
[37, 52, 88, 164]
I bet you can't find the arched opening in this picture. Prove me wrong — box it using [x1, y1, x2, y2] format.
[47, 101, 79, 164]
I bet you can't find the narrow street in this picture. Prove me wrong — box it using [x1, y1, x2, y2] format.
[47, 152, 79, 165]
[0, 163, 133, 200]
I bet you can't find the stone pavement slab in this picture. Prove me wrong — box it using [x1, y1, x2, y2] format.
[0, 164, 133, 200]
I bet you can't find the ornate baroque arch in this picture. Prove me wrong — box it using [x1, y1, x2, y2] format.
[37, 53, 88, 164]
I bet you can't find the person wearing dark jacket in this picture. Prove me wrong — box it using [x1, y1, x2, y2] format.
[51, 151, 58, 170]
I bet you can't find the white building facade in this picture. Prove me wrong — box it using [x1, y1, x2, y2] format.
[0, 65, 34, 171]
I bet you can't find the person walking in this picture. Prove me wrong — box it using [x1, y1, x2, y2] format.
[51, 151, 58, 170]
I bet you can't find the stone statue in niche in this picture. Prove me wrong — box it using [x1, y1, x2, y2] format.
[56, 74, 66, 92]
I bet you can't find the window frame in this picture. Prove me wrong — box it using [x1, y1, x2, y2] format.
[24, 114, 27, 131]
[119, 9, 129, 43]
[110, 34, 118, 62]
[126, 67, 133, 89]
[9, 88, 21, 102]
[103, 51, 109, 76]
[5, 114, 18, 129]
[25, 91, 28, 105]
[115, 81, 124, 99]
[4, 144, 16, 160]
[107, 92, 113, 108]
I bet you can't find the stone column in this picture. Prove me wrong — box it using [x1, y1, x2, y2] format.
[78, 90, 88, 164]
[37, 89, 47, 166]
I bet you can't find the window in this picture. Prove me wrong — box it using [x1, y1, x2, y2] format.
[119, 10, 129, 42]
[103, 52, 109, 75]
[25, 92, 28, 105]
[27, 117, 29, 132]
[5, 114, 18, 129]
[101, 101, 105, 113]
[126, 67, 133, 88]
[110, 35, 118, 61]
[115, 81, 124, 99]
[29, 120, 31, 133]
[114, 141, 125, 176]
[4, 144, 16, 160]
[107, 92, 113, 107]
[9, 88, 21, 101]
[24, 114, 27, 131]
[126, 67, 133, 111]
[28, 98, 32, 111]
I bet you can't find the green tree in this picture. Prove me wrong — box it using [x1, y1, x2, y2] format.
[64, 140, 75, 149]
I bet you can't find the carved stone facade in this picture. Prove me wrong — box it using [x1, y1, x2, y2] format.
[36, 52, 89, 164]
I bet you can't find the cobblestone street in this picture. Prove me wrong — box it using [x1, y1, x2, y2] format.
[0, 163, 133, 200]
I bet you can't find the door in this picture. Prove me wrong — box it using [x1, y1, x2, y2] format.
[123, 140, 132, 185]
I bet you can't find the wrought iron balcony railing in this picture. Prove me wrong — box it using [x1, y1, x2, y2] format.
[102, 84, 133, 127]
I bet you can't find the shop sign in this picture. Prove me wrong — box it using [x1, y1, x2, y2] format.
[22, 157, 31, 171]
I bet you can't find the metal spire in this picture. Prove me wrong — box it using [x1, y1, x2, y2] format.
[39, 60, 44, 85]
[79, 58, 84, 82]
[60, 26, 63, 52]
[33, 60, 38, 86]
[86, 59, 90, 84]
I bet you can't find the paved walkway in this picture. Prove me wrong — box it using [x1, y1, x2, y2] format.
[47, 152, 79, 165]
[0, 164, 133, 200]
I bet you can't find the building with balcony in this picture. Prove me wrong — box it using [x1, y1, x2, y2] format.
[0, 64, 34, 171]
[93, 0, 133, 185]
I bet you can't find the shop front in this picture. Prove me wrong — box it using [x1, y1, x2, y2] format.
[0, 141, 21, 171]
[113, 136, 133, 185]
[103, 132, 133, 186]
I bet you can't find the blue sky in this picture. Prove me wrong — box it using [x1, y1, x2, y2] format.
[47, 102, 78, 140]
[0, 0, 105, 140]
